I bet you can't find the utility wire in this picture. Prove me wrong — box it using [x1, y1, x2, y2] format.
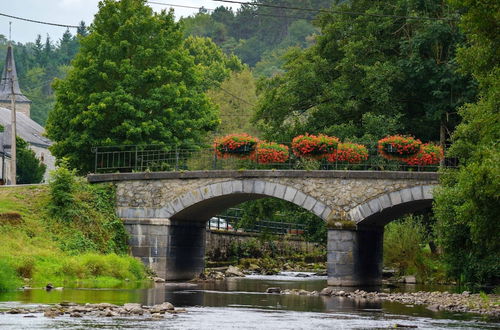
[147, 1, 214, 11]
[0, 12, 79, 29]
[149, 1, 312, 20]
[211, 0, 458, 21]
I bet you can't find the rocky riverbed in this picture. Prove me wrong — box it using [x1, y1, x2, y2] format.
[0, 302, 185, 319]
[265, 287, 500, 318]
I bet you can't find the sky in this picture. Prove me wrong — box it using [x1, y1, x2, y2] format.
[1, 0, 241, 44]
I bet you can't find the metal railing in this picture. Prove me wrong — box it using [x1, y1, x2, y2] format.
[92, 143, 449, 173]
[207, 210, 307, 236]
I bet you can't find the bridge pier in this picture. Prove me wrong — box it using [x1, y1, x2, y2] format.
[124, 219, 205, 281]
[327, 226, 383, 286]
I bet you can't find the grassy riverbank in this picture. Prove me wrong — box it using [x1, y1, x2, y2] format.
[0, 176, 147, 291]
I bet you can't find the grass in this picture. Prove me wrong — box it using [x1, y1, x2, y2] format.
[0, 184, 147, 291]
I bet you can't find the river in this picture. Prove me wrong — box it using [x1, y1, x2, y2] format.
[0, 272, 497, 329]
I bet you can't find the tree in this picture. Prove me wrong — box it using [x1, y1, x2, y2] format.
[207, 69, 259, 136]
[183, 36, 243, 90]
[254, 0, 476, 143]
[16, 138, 46, 184]
[433, 0, 499, 287]
[46, 0, 218, 173]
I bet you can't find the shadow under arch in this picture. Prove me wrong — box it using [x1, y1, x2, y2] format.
[164, 179, 332, 222]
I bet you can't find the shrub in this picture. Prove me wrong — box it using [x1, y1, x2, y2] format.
[292, 134, 339, 159]
[384, 215, 427, 274]
[378, 135, 422, 160]
[326, 143, 369, 164]
[48, 160, 77, 220]
[254, 142, 289, 164]
[16, 138, 46, 184]
[215, 133, 259, 158]
[403, 143, 444, 166]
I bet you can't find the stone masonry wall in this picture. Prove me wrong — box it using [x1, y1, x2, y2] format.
[108, 171, 438, 223]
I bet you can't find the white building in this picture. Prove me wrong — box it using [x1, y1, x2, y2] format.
[0, 44, 55, 184]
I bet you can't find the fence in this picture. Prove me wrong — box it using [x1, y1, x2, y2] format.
[92, 143, 448, 173]
[207, 211, 307, 236]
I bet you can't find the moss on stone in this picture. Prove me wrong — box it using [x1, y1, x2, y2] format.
[326, 219, 357, 230]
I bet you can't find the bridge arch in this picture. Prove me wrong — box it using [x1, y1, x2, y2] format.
[347, 185, 436, 227]
[164, 179, 331, 222]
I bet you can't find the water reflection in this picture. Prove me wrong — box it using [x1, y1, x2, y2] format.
[0, 274, 495, 328]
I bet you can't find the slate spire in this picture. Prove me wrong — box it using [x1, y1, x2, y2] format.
[0, 43, 31, 103]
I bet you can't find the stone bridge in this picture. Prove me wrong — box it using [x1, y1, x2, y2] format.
[88, 170, 439, 286]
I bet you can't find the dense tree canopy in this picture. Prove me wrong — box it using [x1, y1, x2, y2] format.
[46, 0, 219, 173]
[433, 0, 499, 286]
[254, 0, 476, 143]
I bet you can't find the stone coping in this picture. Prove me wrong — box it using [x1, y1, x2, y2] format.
[88, 170, 439, 183]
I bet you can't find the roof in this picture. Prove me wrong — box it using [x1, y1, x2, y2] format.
[0, 107, 52, 148]
[0, 44, 31, 103]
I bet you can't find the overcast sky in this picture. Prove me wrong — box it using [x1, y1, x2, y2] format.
[1, 0, 240, 44]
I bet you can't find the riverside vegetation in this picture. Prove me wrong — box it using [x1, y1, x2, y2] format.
[0, 165, 148, 292]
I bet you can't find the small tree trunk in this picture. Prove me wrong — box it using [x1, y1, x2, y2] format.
[440, 118, 446, 167]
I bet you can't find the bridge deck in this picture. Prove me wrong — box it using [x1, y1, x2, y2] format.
[87, 170, 439, 183]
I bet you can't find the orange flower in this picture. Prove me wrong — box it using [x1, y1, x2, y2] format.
[292, 134, 339, 159]
[253, 142, 289, 164]
[214, 133, 259, 159]
[326, 143, 368, 164]
[403, 143, 443, 166]
[378, 135, 422, 160]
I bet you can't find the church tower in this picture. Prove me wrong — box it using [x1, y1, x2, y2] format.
[0, 44, 31, 117]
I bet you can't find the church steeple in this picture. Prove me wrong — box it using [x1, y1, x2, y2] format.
[0, 43, 31, 117]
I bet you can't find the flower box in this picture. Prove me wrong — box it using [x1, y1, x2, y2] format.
[326, 143, 369, 164]
[292, 134, 339, 159]
[215, 134, 259, 159]
[402, 143, 444, 166]
[254, 142, 289, 164]
[378, 135, 422, 160]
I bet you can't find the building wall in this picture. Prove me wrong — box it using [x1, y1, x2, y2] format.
[0, 102, 31, 118]
[30, 145, 56, 182]
[0, 145, 55, 184]
[0, 154, 11, 185]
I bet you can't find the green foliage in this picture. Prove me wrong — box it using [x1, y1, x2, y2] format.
[0, 30, 78, 126]
[433, 0, 500, 287]
[184, 36, 244, 91]
[254, 0, 475, 143]
[16, 137, 46, 184]
[207, 69, 260, 136]
[0, 259, 22, 292]
[48, 161, 77, 219]
[48, 165, 129, 255]
[46, 0, 218, 173]
[384, 215, 446, 282]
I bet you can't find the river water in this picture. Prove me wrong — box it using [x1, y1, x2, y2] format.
[0, 272, 497, 329]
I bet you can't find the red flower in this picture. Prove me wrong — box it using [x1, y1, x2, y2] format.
[253, 142, 290, 164]
[326, 143, 368, 164]
[402, 143, 443, 166]
[378, 135, 422, 160]
[292, 134, 339, 159]
[214, 133, 259, 159]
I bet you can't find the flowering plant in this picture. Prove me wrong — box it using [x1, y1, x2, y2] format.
[402, 143, 443, 166]
[292, 134, 339, 159]
[215, 133, 259, 158]
[378, 135, 422, 160]
[254, 142, 290, 164]
[326, 143, 369, 164]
